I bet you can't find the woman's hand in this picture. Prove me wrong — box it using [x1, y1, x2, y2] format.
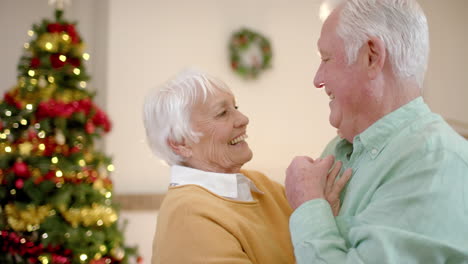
[325, 160, 352, 216]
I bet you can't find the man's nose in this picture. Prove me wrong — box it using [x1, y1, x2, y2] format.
[313, 69, 324, 89]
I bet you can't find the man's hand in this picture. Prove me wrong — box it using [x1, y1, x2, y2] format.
[285, 155, 352, 215]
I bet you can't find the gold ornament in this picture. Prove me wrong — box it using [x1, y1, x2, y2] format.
[94, 253, 102, 260]
[110, 247, 125, 261]
[99, 245, 108, 254]
[18, 142, 33, 156]
[84, 152, 94, 163]
[37, 33, 60, 53]
[32, 168, 42, 178]
[93, 179, 105, 191]
[59, 33, 72, 53]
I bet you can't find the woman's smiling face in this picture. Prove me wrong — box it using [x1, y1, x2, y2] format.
[183, 89, 252, 173]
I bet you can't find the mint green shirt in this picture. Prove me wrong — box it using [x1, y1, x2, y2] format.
[290, 97, 468, 263]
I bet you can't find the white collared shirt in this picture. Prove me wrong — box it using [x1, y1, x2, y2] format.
[170, 165, 263, 202]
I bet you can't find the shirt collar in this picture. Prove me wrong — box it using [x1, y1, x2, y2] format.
[356, 97, 430, 158]
[170, 165, 263, 201]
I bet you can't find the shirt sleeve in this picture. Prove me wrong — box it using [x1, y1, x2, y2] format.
[290, 150, 468, 264]
[153, 200, 253, 264]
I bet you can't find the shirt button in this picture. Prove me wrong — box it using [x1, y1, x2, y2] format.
[371, 149, 378, 155]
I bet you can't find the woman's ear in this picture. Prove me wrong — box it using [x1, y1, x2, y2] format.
[168, 138, 192, 158]
[366, 36, 386, 79]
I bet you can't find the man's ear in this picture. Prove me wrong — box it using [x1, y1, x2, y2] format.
[365, 36, 386, 79]
[167, 138, 192, 158]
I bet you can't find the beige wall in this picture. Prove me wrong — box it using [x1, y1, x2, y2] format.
[419, 0, 468, 131]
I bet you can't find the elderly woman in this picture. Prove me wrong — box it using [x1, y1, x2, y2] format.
[143, 69, 349, 264]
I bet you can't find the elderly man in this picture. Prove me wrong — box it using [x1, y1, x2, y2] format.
[285, 0, 468, 263]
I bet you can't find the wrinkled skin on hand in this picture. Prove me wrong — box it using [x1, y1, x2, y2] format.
[285, 155, 352, 216]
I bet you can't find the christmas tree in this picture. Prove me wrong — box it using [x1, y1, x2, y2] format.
[0, 5, 141, 264]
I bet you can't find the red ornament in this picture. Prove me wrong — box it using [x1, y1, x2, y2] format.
[85, 121, 95, 134]
[44, 170, 56, 180]
[15, 179, 24, 189]
[34, 176, 44, 185]
[12, 161, 30, 178]
[68, 57, 81, 67]
[30, 57, 41, 68]
[137, 256, 144, 263]
[50, 54, 66, 68]
[42, 138, 57, 156]
[70, 146, 81, 155]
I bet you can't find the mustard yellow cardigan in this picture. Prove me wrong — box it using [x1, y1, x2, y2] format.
[152, 170, 295, 264]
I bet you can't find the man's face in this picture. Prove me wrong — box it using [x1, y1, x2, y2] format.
[313, 10, 368, 141]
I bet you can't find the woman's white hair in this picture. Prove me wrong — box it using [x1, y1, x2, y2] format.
[143, 68, 233, 165]
[336, 0, 429, 88]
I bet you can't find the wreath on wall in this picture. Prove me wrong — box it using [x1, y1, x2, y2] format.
[229, 28, 272, 79]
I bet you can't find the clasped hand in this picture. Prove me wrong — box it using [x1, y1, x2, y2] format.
[285, 155, 352, 216]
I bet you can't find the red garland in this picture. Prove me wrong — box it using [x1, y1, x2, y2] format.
[47, 23, 62, 33]
[47, 23, 80, 43]
[36, 98, 111, 133]
[0, 231, 131, 264]
[0, 230, 72, 264]
[4, 91, 23, 109]
[49, 53, 81, 69]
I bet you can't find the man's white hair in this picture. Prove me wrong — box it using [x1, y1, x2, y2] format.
[335, 0, 429, 88]
[143, 68, 233, 165]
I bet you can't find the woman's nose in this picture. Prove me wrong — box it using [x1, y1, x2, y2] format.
[234, 110, 249, 127]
